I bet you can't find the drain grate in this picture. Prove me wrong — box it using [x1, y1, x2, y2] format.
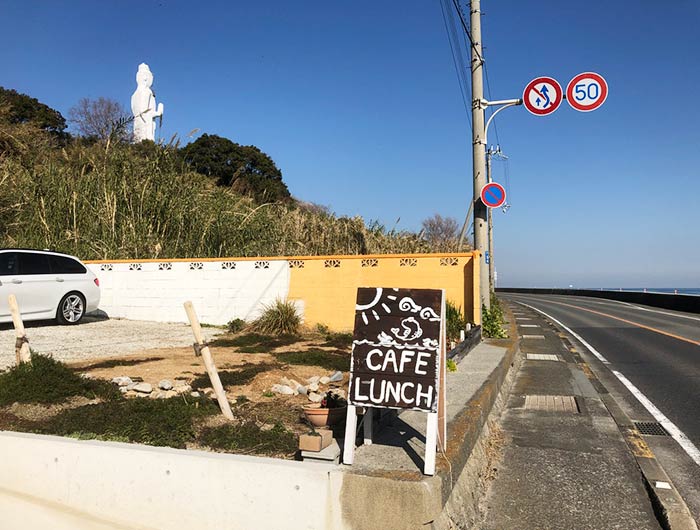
[634, 422, 669, 436]
[526, 354, 560, 362]
[524, 395, 579, 413]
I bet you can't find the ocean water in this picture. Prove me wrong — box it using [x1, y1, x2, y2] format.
[596, 288, 700, 296]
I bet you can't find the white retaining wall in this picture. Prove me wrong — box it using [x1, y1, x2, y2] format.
[0, 431, 346, 530]
[88, 259, 293, 326]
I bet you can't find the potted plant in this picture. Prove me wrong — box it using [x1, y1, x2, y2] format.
[303, 391, 347, 428]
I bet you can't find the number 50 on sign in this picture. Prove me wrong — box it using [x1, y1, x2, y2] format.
[566, 72, 608, 112]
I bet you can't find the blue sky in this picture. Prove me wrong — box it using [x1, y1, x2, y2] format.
[1, 1, 699, 287]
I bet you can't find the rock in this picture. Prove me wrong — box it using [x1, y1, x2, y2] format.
[308, 392, 324, 403]
[174, 384, 192, 395]
[190, 391, 201, 398]
[132, 382, 153, 394]
[112, 376, 133, 387]
[296, 385, 307, 395]
[280, 377, 302, 390]
[162, 390, 177, 398]
[150, 391, 164, 399]
[319, 376, 331, 385]
[80, 373, 94, 380]
[126, 382, 138, 391]
[119, 387, 129, 394]
[329, 371, 343, 383]
[308, 382, 319, 392]
[271, 384, 295, 395]
[158, 379, 173, 391]
[306, 376, 321, 385]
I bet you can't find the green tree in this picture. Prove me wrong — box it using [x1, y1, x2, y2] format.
[0, 86, 67, 133]
[181, 134, 290, 203]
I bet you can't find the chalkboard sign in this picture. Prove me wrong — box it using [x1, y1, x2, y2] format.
[348, 287, 444, 413]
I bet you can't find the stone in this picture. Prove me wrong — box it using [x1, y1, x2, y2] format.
[126, 382, 138, 391]
[271, 384, 295, 395]
[308, 392, 324, 403]
[308, 382, 319, 392]
[111, 376, 132, 387]
[132, 382, 153, 394]
[119, 387, 129, 394]
[174, 384, 192, 394]
[190, 391, 201, 398]
[329, 371, 343, 383]
[162, 390, 177, 398]
[150, 391, 164, 399]
[158, 379, 173, 391]
[319, 376, 331, 385]
[296, 386, 307, 395]
[306, 376, 321, 385]
[131, 63, 164, 142]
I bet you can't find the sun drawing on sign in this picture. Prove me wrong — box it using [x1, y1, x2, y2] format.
[356, 287, 396, 325]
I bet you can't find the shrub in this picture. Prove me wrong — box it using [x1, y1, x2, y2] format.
[226, 318, 247, 334]
[482, 294, 507, 339]
[446, 301, 467, 342]
[0, 354, 119, 406]
[198, 422, 296, 456]
[35, 396, 218, 448]
[274, 349, 350, 372]
[250, 299, 301, 336]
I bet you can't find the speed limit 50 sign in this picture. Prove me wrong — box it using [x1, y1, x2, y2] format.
[566, 72, 608, 112]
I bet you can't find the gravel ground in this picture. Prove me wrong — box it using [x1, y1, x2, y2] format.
[0, 313, 222, 370]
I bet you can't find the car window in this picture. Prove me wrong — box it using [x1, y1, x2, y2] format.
[49, 255, 86, 274]
[0, 252, 18, 276]
[18, 252, 51, 275]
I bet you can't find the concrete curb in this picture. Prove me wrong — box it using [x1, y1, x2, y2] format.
[557, 331, 699, 530]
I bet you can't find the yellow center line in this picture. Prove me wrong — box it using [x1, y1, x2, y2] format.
[545, 300, 700, 347]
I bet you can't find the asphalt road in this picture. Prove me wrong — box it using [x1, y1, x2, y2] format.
[500, 293, 700, 522]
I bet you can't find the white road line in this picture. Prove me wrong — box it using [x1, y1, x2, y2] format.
[520, 324, 539, 328]
[515, 301, 700, 468]
[613, 370, 700, 467]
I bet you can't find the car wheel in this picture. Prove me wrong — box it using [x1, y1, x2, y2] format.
[57, 292, 86, 325]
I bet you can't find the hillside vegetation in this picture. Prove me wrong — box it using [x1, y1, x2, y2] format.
[0, 88, 439, 259]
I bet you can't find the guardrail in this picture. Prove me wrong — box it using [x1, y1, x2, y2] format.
[495, 288, 700, 314]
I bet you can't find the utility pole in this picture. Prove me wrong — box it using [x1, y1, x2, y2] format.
[486, 147, 495, 292]
[470, 0, 489, 310]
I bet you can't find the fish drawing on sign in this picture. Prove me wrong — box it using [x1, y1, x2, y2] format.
[391, 317, 423, 341]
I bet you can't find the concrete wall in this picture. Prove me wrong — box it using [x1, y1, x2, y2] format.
[0, 431, 345, 530]
[87, 253, 480, 329]
[496, 287, 700, 314]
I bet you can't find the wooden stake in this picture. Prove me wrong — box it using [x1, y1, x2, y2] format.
[183, 301, 234, 420]
[8, 295, 31, 364]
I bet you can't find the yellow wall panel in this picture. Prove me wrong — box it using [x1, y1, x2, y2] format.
[288, 253, 479, 331]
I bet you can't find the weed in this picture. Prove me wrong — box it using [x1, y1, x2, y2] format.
[322, 331, 354, 350]
[198, 422, 297, 456]
[211, 333, 298, 350]
[0, 354, 120, 406]
[226, 318, 247, 334]
[482, 294, 507, 339]
[235, 395, 250, 405]
[446, 301, 467, 342]
[77, 357, 164, 371]
[274, 349, 350, 372]
[190, 364, 274, 390]
[250, 299, 301, 336]
[35, 397, 218, 449]
[446, 359, 458, 372]
[262, 391, 274, 398]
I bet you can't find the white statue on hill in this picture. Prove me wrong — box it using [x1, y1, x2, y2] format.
[131, 63, 164, 142]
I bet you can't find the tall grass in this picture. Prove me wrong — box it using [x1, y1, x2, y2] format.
[0, 127, 435, 258]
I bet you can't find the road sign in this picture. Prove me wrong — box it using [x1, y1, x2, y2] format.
[523, 76, 563, 116]
[566, 72, 608, 112]
[485, 251, 490, 264]
[480, 182, 506, 208]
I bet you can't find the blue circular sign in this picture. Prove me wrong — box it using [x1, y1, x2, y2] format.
[480, 183, 506, 208]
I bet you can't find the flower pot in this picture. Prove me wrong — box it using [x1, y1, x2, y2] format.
[303, 404, 347, 428]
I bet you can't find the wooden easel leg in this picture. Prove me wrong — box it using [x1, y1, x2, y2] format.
[424, 412, 439, 476]
[363, 407, 373, 446]
[343, 405, 358, 464]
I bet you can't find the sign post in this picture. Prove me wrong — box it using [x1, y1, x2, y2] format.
[342, 287, 446, 475]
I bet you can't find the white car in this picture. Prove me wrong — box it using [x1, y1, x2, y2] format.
[0, 249, 101, 325]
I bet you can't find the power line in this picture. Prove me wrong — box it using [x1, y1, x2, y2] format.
[450, 0, 484, 65]
[439, 0, 471, 127]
